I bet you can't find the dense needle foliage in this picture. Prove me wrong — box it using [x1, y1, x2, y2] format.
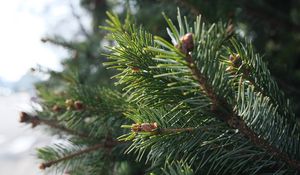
[19, 1, 300, 174]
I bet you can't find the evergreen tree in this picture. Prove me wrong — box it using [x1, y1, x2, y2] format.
[19, 1, 300, 174]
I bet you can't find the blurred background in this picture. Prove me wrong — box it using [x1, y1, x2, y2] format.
[0, 0, 299, 174]
[0, 0, 86, 174]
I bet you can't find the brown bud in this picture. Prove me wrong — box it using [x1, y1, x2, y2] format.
[65, 99, 74, 108]
[19, 112, 30, 123]
[141, 122, 158, 132]
[131, 67, 140, 73]
[131, 123, 141, 132]
[31, 117, 41, 128]
[39, 163, 46, 170]
[52, 105, 61, 112]
[131, 122, 158, 132]
[74, 100, 84, 110]
[180, 33, 194, 54]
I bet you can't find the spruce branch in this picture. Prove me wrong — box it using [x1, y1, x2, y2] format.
[39, 141, 119, 170]
[152, 11, 300, 170]
[224, 42, 300, 160]
[181, 37, 300, 171]
[103, 10, 300, 173]
[224, 41, 295, 120]
[40, 37, 98, 60]
[69, 2, 90, 38]
[41, 37, 76, 51]
[19, 112, 90, 138]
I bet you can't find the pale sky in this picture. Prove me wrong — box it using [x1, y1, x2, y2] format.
[0, 0, 86, 82]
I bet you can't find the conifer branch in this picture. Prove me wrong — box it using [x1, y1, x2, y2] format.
[70, 2, 90, 38]
[131, 122, 298, 170]
[41, 37, 98, 61]
[41, 37, 76, 50]
[184, 50, 300, 171]
[19, 112, 90, 138]
[227, 53, 294, 121]
[39, 141, 119, 170]
[100, 10, 300, 173]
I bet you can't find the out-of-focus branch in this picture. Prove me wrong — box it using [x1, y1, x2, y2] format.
[19, 112, 90, 138]
[176, 0, 200, 16]
[69, 2, 90, 38]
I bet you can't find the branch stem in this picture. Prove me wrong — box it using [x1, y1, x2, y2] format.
[160, 127, 195, 133]
[21, 113, 90, 138]
[39, 141, 119, 170]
